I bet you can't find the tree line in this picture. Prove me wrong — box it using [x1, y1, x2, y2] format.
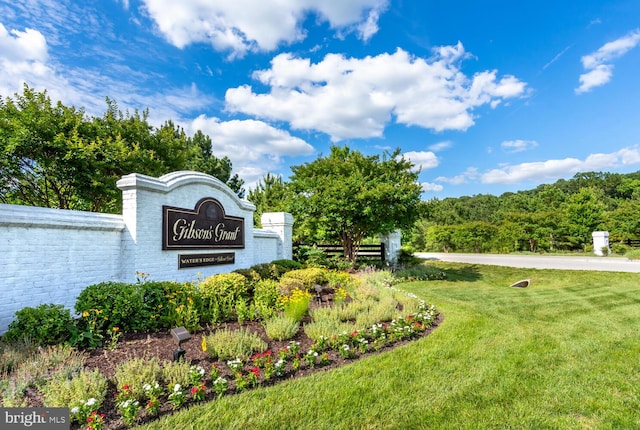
[405, 171, 640, 254]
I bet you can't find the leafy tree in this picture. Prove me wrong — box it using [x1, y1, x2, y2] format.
[247, 173, 291, 226]
[0, 86, 244, 212]
[562, 187, 606, 247]
[288, 145, 422, 261]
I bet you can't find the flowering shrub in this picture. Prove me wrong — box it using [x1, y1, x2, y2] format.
[168, 384, 187, 409]
[191, 384, 206, 402]
[116, 385, 141, 425]
[279, 289, 312, 322]
[85, 410, 105, 430]
[212, 377, 228, 398]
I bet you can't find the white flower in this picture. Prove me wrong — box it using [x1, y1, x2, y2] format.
[143, 383, 151, 391]
[85, 398, 96, 406]
[70, 407, 79, 414]
[173, 384, 181, 392]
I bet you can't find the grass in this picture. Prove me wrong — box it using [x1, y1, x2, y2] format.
[141, 262, 640, 429]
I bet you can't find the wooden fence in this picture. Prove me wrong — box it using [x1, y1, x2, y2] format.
[295, 243, 386, 261]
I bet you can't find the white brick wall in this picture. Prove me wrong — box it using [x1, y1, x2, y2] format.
[0, 171, 293, 333]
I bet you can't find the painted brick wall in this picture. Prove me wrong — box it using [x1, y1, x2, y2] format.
[0, 171, 293, 333]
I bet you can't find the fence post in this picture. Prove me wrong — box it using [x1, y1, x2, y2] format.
[261, 212, 295, 260]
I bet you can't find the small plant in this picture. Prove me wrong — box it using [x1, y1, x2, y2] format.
[211, 377, 228, 398]
[161, 360, 191, 390]
[191, 384, 206, 402]
[168, 384, 187, 409]
[85, 410, 105, 430]
[304, 350, 318, 368]
[204, 328, 268, 361]
[105, 326, 121, 350]
[116, 385, 141, 425]
[117, 398, 141, 426]
[114, 357, 162, 400]
[339, 344, 356, 359]
[143, 382, 163, 416]
[42, 368, 107, 425]
[188, 364, 206, 386]
[264, 315, 299, 341]
[253, 279, 282, 320]
[279, 289, 312, 322]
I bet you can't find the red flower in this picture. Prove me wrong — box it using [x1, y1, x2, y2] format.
[122, 385, 130, 390]
[251, 366, 260, 376]
[191, 386, 198, 394]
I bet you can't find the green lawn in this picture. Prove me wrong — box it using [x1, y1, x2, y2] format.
[141, 263, 640, 429]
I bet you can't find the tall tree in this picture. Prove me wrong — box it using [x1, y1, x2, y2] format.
[247, 173, 291, 226]
[288, 145, 422, 261]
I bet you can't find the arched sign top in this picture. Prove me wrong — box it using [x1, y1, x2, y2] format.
[162, 197, 245, 250]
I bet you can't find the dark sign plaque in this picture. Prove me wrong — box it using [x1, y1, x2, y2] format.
[163, 198, 245, 250]
[178, 252, 235, 268]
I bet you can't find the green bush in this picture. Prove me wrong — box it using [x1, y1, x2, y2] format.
[264, 316, 299, 341]
[281, 268, 329, 291]
[625, 249, 640, 260]
[3, 304, 74, 346]
[199, 273, 249, 323]
[41, 369, 108, 425]
[203, 327, 267, 361]
[75, 282, 143, 333]
[253, 279, 282, 320]
[114, 357, 162, 401]
[161, 360, 192, 390]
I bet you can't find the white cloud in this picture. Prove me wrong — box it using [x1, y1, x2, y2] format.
[481, 147, 640, 184]
[403, 151, 439, 171]
[429, 140, 453, 152]
[436, 167, 479, 185]
[226, 44, 527, 141]
[421, 182, 443, 192]
[576, 28, 640, 94]
[141, 0, 387, 58]
[501, 139, 538, 153]
[189, 115, 315, 185]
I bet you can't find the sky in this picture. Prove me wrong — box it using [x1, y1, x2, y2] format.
[1, 0, 639, 199]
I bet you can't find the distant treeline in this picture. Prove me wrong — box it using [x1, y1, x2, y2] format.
[406, 171, 640, 254]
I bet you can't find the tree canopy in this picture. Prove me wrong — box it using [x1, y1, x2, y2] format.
[0, 86, 243, 213]
[286, 145, 422, 261]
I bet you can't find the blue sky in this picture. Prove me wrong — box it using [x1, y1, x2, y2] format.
[1, 0, 639, 199]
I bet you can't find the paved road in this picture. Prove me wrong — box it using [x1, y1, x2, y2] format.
[414, 252, 640, 273]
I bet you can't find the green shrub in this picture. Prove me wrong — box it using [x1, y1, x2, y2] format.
[264, 316, 299, 341]
[326, 271, 359, 292]
[40, 369, 108, 425]
[199, 273, 249, 323]
[625, 249, 640, 260]
[114, 357, 162, 401]
[281, 268, 329, 291]
[280, 289, 312, 322]
[204, 328, 267, 361]
[253, 279, 282, 320]
[75, 282, 143, 333]
[3, 304, 74, 346]
[163, 281, 203, 332]
[0, 340, 37, 375]
[611, 242, 631, 255]
[161, 360, 192, 390]
[304, 319, 355, 342]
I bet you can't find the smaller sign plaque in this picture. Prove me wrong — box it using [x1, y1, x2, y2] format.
[178, 252, 235, 269]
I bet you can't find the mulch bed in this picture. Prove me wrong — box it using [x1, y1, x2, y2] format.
[24, 303, 442, 429]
